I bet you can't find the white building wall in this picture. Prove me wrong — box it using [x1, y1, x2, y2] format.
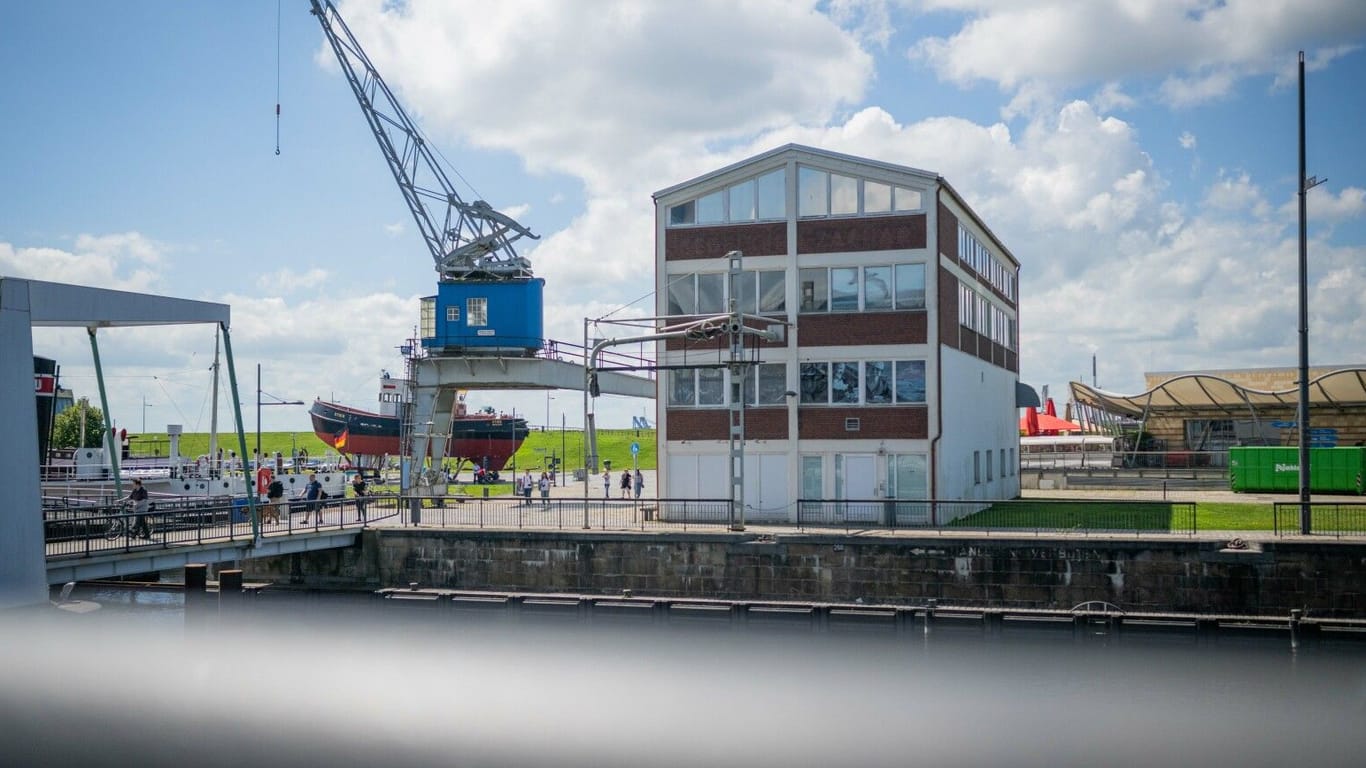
[936, 346, 1021, 513]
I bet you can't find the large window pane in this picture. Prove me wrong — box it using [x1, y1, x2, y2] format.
[728, 179, 755, 222]
[830, 267, 859, 311]
[799, 268, 828, 313]
[696, 272, 725, 314]
[798, 167, 827, 216]
[895, 360, 926, 403]
[756, 362, 787, 404]
[894, 264, 925, 309]
[755, 169, 785, 219]
[800, 362, 828, 403]
[759, 270, 785, 313]
[666, 273, 695, 315]
[864, 266, 893, 310]
[668, 370, 694, 406]
[830, 174, 858, 215]
[696, 191, 724, 224]
[894, 187, 922, 211]
[891, 454, 928, 500]
[801, 456, 823, 501]
[697, 368, 724, 405]
[831, 362, 859, 403]
[736, 270, 757, 314]
[864, 181, 891, 213]
[466, 297, 488, 326]
[668, 200, 694, 226]
[864, 361, 893, 404]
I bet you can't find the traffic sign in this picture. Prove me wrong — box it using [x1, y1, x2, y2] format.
[630, 442, 640, 456]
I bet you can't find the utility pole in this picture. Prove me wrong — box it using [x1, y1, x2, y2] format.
[1296, 50, 1327, 535]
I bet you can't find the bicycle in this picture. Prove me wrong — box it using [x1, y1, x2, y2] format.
[104, 502, 154, 540]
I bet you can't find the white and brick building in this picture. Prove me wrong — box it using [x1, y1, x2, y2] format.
[653, 144, 1022, 523]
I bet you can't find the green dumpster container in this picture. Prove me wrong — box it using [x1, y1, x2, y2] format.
[1229, 446, 1365, 494]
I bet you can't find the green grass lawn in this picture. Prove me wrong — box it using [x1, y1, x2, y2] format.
[949, 500, 1314, 532]
[128, 428, 658, 472]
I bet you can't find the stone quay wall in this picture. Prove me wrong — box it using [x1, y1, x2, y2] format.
[241, 530, 1366, 617]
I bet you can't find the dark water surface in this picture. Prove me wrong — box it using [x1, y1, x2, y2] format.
[3, 585, 1364, 767]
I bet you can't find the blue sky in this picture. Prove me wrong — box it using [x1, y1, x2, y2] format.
[3, 0, 1365, 434]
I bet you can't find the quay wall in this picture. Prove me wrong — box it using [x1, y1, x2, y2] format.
[241, 530, 1366, 617]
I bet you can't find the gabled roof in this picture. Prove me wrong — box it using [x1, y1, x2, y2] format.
[1069, 368, 1366, 418]
[652, 143, 939, 201]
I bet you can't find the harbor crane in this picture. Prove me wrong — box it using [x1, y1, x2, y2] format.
[309, 0, 538, 281]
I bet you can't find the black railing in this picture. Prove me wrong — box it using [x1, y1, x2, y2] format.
[1272, 502, 1366, 537]
[399, 495, 731, 531]
[44, 494, 400, 560]
[797, 498, 1199, 535]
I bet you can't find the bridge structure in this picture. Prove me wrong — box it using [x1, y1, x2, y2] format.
[1, 277, 263, 609]
[43, 497, 374, 585]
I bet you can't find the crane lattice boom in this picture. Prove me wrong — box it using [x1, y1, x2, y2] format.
[310, 0, 537, 280]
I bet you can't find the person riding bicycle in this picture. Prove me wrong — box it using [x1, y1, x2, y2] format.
[122, 478, 152, 539]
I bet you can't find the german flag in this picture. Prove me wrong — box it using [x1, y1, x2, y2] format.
[335, 428, 349, 450]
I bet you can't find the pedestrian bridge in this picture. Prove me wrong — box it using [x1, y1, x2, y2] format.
[43, 497, 380, 585]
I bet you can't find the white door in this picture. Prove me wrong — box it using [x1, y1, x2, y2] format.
[841, 454, 878, 521]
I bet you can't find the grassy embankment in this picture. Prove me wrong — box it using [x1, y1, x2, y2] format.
[128, 428, 656, 497]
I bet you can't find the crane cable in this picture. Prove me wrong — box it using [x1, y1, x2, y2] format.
[274, 0, 282, 155]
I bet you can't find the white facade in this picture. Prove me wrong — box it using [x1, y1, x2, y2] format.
[654, 145, 1021, 522]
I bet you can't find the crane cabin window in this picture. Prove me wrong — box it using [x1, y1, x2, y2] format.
[466, 298, 488, 327]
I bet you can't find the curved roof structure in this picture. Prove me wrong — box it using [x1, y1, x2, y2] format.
[1069, 368, 1366, 418]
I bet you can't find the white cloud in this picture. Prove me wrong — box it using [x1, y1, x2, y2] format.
[1178, 131, 1197, 150]
[383, 221, 405, 237]
[0, 232, 167, 292]
[911, 1, 1366, 106]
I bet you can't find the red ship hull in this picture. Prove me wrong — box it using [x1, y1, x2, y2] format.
[309, 399, 528, 471]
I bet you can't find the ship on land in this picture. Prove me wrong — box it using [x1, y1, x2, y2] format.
[309, 372, 529, 471]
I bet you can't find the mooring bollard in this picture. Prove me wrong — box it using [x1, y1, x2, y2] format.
[185, 563, 209, 634]
[219, 569, 244, 619]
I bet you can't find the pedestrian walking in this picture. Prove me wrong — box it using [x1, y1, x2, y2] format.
[602, 469, 611, 498]
[633, 468, 644, 500]
[538, 472, 550, 506]
[522, 469, 534, 505]
[352, 472, 368, 522]
[620, 469, 631, 499]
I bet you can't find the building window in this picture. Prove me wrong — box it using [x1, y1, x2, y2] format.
[830, 173, 858, 215]
[728, 179, 755, 222]
[801, 265, 925, 314]
[696, 191, 724, 224]
[865, 181, 891, 213]
[696, 272, 725, 314]
[986, 450, 994, 481]
[799, 167, 828, 217]
[798, 164, 924, 218]
[831, 362, 859, 404]
[669, 200, 695, 226]
[895, 361, 926, 403]
[799, 268, 829, 312]
[974, 451, 981, 484]
[668, 370, 695, 406]
[744, 362, 788, 405]
[830, 267, 859, 312]
[755, 169, 785, 220]
[864, 266, 893, 310]
[864, 361, 893, 404]
[889, 454, 928, 501]
[800, 362, 828, 404]
[666, 274, 697, 316]
[801, 455, 823, 502]
[1000, 448, 1007, 479]
[895, 264, 925, 309]
[466, 298, 488, 326]
[445, 305, 459, 323]
[697, 368, 725, 406]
